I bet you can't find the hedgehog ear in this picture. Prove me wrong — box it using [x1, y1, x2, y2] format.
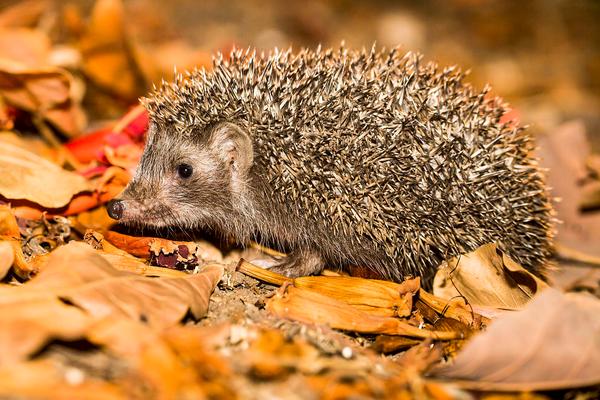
[209, 123, 254, 174]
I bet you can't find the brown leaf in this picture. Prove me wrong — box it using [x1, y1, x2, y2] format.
[417, 289, 489, 328]
[238, 260, 419, 317]
[293, 275, 419, 318]
[79, 0, 144, 100]
[0, 1, 50, 29]
[431, 289, 600, 391]
[538, 121, 600, 258]
[86, 319, 218, 399]
[267, 284, 461, 340]
[0, 241, 14, 279]
[0, 140, 90, 208]
[0, 242, 223, 327]
[0, 28, 50, 67]
[83, 230, 191, 278]
[0, 299, 92, 365]
[0, 59, 86, 136]
[0, 359, 126, 400]
[433, 243, 548, 310]
[0, 205, 34, 279]
[104, 230, 223, 267]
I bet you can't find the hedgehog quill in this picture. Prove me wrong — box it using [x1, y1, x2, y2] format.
[107, 46, 554, 283]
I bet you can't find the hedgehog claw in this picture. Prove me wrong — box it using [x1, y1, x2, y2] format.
[269, 249, 325, 278]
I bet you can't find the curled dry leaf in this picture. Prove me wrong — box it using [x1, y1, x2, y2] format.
[0, 140, 90, 208]
[0, 205, 34, 279]
[431, 289, 600, 391]
[238, 259, 418, 318]
[104, 230, 223, 268]
[83, 230, 189, 278]
[0, 59, 85, 136]
[267, 284, 461, 340]
[292, 275, 419, 318]
[416, 290, 489, 328]
[433, 243, 548, 310]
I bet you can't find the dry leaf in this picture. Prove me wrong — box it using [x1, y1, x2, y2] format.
[238, 260, 419, 317]
[104, 230, 223, 267]
[0, 59, 86, 136]
[0, 28, 50, 67]
[0, 359, 126, 400]
[0, 299, 93, 365]
[87, 319, 215, 399]
[0, 241, 14, 279]
[538, 121, 600, 258]
[416, 289, 489, 328]
[79, 0, 144, 100]
[431, 289, 600, 391]
[0, 205, 34, 278]
[0, 140, 90, 208]
[245, 329, 321, 379]
[83, 230, 190, 278]
[267, 284, 461, 340]
[33, 242, 222, 325]
[0, 1, 50, 29]
[433, 243, 548, 310]
[293, 275, 419, 318]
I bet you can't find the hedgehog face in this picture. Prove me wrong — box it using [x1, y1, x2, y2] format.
[107, 122, 255, 231]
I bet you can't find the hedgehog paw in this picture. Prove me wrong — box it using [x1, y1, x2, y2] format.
[269, 249, 325, 278]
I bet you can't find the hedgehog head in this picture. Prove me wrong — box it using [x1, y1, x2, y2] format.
[108, 118, 255, 234]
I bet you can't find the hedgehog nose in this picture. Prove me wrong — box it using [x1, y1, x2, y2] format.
[107, 199, 124, 220]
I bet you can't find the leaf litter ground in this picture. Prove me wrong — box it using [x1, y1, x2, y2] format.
[0, 0, 599, 398]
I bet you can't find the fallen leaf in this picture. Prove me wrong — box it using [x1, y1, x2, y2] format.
[0, 1, 50, 29]
[104, 230, 223, 267]
[431, 289, 600, 391]
[0, 359, 126, 400]
[0, 59, 86, 136]
[416, 289, 489, 328]
[371, 335, 422, 354]
[83, 230, 190, 278]
[0, 205, 34, 279]
[238, 259, 419, 318]
[0, 140, 90, 208]
[245, 329, 321, 380]
[433, 243, 548, 310]
[0, 28, 50, 67]
[267, 284, 461, 340]
[79, 0, 144, 100]
[0, 299, 92, 365]
[65, 105, 148, 165]
[538, 121, 600, 258]
[0, 242, 223, 327]
[86, 318, 216, 399]
[0, 241, 14, 280]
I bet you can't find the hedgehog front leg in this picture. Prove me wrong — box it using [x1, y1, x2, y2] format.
[269, 248, 325, 278]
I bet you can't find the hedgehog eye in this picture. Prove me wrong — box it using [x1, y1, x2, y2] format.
[177, 163, 193, 179]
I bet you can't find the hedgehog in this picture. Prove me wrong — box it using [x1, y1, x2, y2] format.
[107, 45, 554, 284]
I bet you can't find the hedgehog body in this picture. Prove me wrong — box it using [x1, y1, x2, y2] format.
[111, 46, 554, 283]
